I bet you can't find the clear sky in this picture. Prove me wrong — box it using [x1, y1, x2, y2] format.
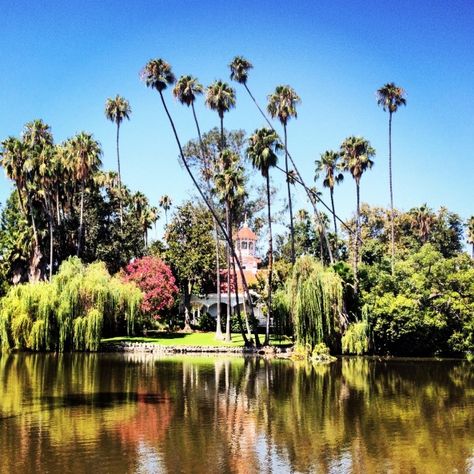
[1, 0, 473, 240]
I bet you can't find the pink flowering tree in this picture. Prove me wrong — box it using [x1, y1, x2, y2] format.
[124, 256, 178, 320]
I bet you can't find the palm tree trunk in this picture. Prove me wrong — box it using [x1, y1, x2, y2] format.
[230, 219, 249, 345]
[56, 190, 61, 225]
[389, 111, 395, 275]
[191, 101, 223, 340]
[157, 90, 260, 346]
[49, 216, 54, 280]
[284, 125, 295, 264]
[265, 174, 273, 346]
[220, 115, 225, 151]
[116, 122, 123, 228]
[225, 203, 232, 342]
[354, 181, 361, 293]
[238, 244, 252, 338]
[214, 221, 223, 339]
[241, 83, 335, 263]
[77, 180, 84, 257]
[330, 188, 338, 257]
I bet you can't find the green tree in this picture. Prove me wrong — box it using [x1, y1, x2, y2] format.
[267, 85, 301, 264]
[315, 150, 344, 250]
[247, 127, 282, 345]
[376, 82, 406, 274]
[340, 136, 375, 292]
[105, 94, 131, 227]
[164, 202, 216, 329]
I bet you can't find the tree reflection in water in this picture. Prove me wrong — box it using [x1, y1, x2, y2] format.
[0, 353, 473, 473]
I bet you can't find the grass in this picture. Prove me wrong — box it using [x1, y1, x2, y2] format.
[102, 332, 293, 347]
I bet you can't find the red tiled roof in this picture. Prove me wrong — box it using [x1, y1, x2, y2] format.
[236, 225, 257, 240]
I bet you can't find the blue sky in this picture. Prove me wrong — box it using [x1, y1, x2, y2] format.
[1, 0, 473, 240]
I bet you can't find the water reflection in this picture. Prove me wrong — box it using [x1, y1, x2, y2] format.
[0, 354, 473, 473]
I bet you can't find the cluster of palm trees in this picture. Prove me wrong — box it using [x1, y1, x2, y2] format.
[138, 54, 409, 344]
[0, 118, 158, 281]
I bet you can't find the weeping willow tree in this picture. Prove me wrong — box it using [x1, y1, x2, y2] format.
[277, 256, 343, 353]
[342, 306, 370, 355]
[0, 257, 142, 352]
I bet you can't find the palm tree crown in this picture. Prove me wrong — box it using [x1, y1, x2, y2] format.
[205, 81, 236, 119]
[67, 132, 102, 182]
[376, 82, 407, 113]
[315, 151, 344, 191]
[173, 75, 203, 107]
[340, 136, 375, 184]
[229, 56, 253, 84]
[246, 128, 281, 177]
[105, 95, 131, 125]
[140, 58, 176, 92]
[267, 85, 301, 126]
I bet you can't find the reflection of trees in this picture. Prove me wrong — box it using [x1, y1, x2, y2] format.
[0, 354, 473, 473]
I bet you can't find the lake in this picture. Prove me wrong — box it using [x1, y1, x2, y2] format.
[0, 353, 473, 473]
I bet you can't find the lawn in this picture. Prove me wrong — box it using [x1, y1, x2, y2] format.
[102, 332, 292, 347]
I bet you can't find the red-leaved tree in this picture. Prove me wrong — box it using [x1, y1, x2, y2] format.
[124, 256, 178, 319]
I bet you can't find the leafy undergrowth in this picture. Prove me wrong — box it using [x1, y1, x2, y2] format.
[102, 332, 293, 347]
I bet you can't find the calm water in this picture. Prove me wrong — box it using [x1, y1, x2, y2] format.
[0, 354, 473, 474]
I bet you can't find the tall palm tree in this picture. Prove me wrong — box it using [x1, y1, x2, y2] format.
[105, 95, 131, 227]
[173, 75, 225, 339]
[67, 132, 102, 256]
[466, 217, 474, 259]
[247, 128, 282, 345]
[376, 82, 406, 274]
[315, 150, 344, 249]
[141, 58, 260, 346]
[214, 150, 248, 343]
[159, 195, 172, 226]
[267, 85, 300, 264]
[205, 80, 236, 151]
[340, 136, 375, 292]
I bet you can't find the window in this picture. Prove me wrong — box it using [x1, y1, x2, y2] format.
[249, 242, 253, 251]
[241, 241, 248, 250]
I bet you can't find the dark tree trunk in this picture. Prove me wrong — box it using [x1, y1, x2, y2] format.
[77, 180, 84, 257]
[265, 174, 273, 345]
[388, 111, 395, 274]
[284, 125, 295, 264]
[354, 181, 361, 293]
[225, 203, 232, 342]
[116, 122, 123, 228]
[330, 187, 338, 257]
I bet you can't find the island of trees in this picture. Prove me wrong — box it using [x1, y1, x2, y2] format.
[0, 56, 473, 359]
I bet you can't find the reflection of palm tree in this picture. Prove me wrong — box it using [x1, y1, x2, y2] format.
[247, 128, 281, 345]
[340, 136, 375, 291]
[105, 95, 131, 227]
[159, 195, 172, 226]
[377, 82, 406, 273]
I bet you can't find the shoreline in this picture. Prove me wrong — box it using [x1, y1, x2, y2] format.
[100, 341, 292, 358]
